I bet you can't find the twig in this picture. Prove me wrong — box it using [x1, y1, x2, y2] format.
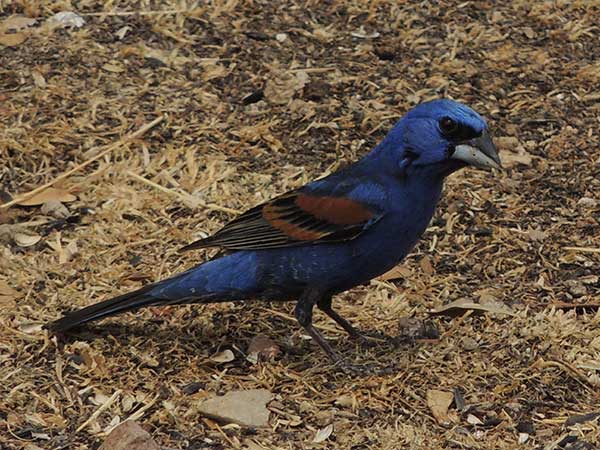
[213, 422, 239, 448]
[126, 171, 240, 215]
[79, 9, 191, 16]
[125, 393, 159, 423]
[1, 116, 164, 210]
[563, 246, 600, 254]
[76, 389, 122, 433]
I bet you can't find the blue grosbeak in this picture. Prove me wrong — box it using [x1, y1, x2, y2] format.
[47, 99, 501, 366]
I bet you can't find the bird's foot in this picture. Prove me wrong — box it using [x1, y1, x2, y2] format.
[333, 359, 396, 376]
[350, 330, 395, 348]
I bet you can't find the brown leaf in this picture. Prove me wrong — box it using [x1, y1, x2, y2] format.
[247, 335, 280, 364]
[426, 389, 454, 425]
[419, 256, 434, 275]
[102, 63, 125, 73]
[0, 32, 28, 47]
[0, 281, 18, 307]
[210, 349, 235, 363]
[430, 298, 515, 318]
[377, 265, 411, 281]
[41, 200, 70, 219]
[17, 187, 77, 206]
[14, 232, 42, 247]
[0, 281, 18, 297]
[19, 322, 44, 334]
[264, 71, 309, 105]
[0, 16, 37, 33]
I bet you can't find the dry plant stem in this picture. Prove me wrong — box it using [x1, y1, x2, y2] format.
[0, 116, 164, 210]
[76, 389, 122, 433]
[563, 246, 600, 254]
[126, 171, 239, 215]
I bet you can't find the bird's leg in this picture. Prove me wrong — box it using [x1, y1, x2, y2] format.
[317, 296, 389, 346]
[295, 288, 341, 364]
[316, 295, 363, 340]
[296, 289, 388, 375]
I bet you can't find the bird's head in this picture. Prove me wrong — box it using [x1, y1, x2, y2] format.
[378, 99, 501, 177]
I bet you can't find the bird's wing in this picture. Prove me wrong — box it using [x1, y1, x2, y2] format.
[179, 185, 384, 252]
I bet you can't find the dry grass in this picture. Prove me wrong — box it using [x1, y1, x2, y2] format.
[1, 0, 599, 449]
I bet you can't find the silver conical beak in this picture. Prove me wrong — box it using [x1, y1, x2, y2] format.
[451, 129, 502, 170]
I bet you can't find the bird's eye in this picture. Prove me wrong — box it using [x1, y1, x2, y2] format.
[439, 117, 458, 135]
[404, 148, 418, 160]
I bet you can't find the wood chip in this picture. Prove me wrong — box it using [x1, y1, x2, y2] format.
[430, 299, 516, 317]
[426, 389, 455, 425]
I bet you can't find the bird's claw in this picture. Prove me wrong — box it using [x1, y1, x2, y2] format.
[350, 330, 395, 348]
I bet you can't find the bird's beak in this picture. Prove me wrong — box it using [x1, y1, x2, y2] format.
[451, 129, 502, 170]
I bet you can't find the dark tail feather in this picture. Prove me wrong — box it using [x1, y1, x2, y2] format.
[45, 284, 162, 333]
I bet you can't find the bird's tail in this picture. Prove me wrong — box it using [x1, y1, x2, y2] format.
[45, 284, 165, 333]
[45, 252, 262, 333]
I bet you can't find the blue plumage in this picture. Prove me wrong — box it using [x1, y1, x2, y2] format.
[47, 99, 501, 367]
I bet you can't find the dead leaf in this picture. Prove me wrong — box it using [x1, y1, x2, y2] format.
[311, 24, 335, 42]
[210, 349, 235, 363]
[467, 413, 483, 425]
[115, 26, 131, 40]
[19, 322, 44, 334]
[0, 281, 18, 307]
[47, 11, 85, 29]
[14, 232, 41, 247]
[430, 298, 515, 317]
[247, 336, 280, 364]
[504, 152, 534, 167]
[351, 26, 380, 39]
[264, 70, 309, 105]
[419, 256, 434, 275]
[334, 395, 354, 408]
[0, 16, 37, 33]
[130, 348, 159, 368]
[17, 187, 77, 206]
[523, 27, 537, 39]
[426, 389, 454, 425]
[0, 32, 28, 47]
[312, 424, 334, 443]
[496, 136, 535, 167]
[0, 281, 18, 297]
[377, 265, 411, 281]
[41, 200, 70, 219]
[70, 341, 108, 375]
[102, 63, 125, 73]
[47, 234, 78, 264]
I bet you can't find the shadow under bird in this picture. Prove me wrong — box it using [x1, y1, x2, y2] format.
[46, 99, 502, 369]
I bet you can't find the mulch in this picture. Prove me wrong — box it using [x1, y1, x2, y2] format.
[1, 1, 599, 449]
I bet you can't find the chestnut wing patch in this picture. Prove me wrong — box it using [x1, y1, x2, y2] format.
[179, 191, 381, 252]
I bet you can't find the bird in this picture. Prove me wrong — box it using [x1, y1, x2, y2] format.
[46, 99, 501, 369]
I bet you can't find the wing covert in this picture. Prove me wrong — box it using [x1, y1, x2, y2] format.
[179, 189, 383, 252]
